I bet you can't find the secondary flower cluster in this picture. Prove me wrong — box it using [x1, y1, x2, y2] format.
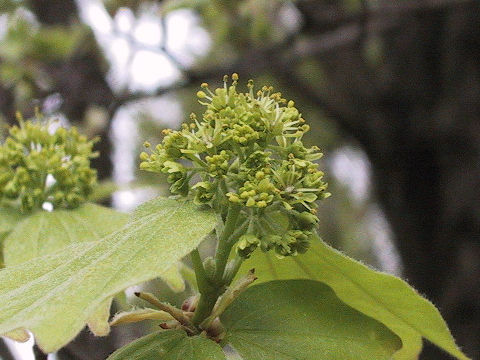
[0, 116, 98, 212]
[140, 75, 329, 257]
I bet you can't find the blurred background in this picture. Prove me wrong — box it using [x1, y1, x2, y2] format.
[0, 0, 478, 359]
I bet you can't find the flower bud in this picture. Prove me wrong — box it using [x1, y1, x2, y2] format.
[236, 234, 260, 258]
[295, 211, 319, 230]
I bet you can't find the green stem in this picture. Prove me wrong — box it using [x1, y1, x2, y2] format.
[227, 218, 250, 246]
[213, 204, 241, 283]
[219, 178, 229, 195]
[191, 205, 242, 326]
[223, 255, 244, 284]
[191, 289, 219, 327]
[190, 248, 211, 294]
[200, 269, 257, 330]
[191, 248, 220, 326]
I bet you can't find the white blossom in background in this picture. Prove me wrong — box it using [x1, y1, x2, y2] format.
[277, 1, 303, 34]
[114, 7, 134, 33]
[0, 14, 9, 39]
[329, 146, 401, 275]
[77, 0, 210, 93]
[366, 206, 403, 276]
[133, 13, 162, 46]
[128, 50, 181, 92]
[165, 9, 211, 67]
[329, 146, 371, 202]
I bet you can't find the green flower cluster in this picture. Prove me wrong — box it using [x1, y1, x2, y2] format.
[140, 75, 330, 257]
[0, 116, 98, 212]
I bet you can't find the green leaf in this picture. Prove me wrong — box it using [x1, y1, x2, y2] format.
[0, 207, 25, 268]
[0, 207, 24, 235]
[3, 203, 129, 266]
[160, 262, 186, 293]
[238, 236, 469, 360]
[2, 205, 128, 337]
[0, 197, 216, 352]
[107, 330, 225, 360]
[179, 263, 198, 291]
[221, 280, 402, 360]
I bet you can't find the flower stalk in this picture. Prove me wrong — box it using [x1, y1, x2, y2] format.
[135, 292, 197, 334]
